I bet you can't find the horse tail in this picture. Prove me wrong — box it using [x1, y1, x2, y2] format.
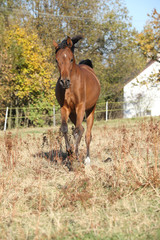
[79, 59, 93, 68]
[72, 35, 83, 45]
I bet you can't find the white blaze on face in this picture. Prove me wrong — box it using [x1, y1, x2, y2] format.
[64, 53, 67, 58]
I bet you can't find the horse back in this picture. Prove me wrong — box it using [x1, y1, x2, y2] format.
[79, 59, 93, 68]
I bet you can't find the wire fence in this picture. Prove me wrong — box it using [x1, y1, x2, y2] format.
[0, 101, 123, 130]
[1, 100, 160, 131]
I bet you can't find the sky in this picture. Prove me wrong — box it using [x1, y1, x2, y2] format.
[124, 0, 160, 32]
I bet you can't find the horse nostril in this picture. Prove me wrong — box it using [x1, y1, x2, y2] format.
[66, 79, 70, 86]
[59, 79, 64, 87]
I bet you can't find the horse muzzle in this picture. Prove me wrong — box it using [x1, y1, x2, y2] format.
[59, 79, 70, 89]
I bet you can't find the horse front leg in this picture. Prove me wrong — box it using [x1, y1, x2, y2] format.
[60, 106, 72, 155]
[85, 105, 96, 165]
[73, 103, 85, 158]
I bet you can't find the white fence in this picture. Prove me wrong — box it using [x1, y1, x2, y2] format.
[1, 100, 160, 131]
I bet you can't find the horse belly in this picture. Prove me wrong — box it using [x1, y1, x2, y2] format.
[85, 79, 100, 110]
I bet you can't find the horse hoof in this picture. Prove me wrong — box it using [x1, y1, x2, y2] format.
[84, 157, 90, 165]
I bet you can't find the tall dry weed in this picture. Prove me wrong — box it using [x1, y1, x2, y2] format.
[0, 118, 160, 239]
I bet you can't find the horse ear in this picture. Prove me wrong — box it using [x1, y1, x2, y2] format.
[53, 40, 59, 50]
[66, 36, 73, 48]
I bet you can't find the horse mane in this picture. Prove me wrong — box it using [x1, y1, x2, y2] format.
[79, 59, 93, 68]
[56, 35, 83, 53]
[72, 35, 83, 45]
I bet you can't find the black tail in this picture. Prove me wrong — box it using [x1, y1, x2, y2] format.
[79, 59, 93, 68]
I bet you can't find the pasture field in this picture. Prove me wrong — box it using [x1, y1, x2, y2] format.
[0, 117, 160, 240]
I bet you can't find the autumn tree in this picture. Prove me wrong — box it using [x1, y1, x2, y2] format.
[136, 9, 160, 85]
[0, 0, 147, 124]
[2, 26, 56, 106]
[0, 25, 56, 126]
[137, 9, 160, 62]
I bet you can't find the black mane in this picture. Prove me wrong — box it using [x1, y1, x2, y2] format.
[56, 35, 83, 53]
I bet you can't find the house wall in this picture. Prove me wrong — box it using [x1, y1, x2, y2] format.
[123, 61, 160, 118]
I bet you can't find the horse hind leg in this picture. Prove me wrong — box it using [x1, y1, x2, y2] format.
[73, 125, 84, 158]
[85, 106, 96, 165]
[72, 104, 85, 159]
[69, 112, 77, 125]
[69, 112, 84, 159]
[61, 122, 70, 153]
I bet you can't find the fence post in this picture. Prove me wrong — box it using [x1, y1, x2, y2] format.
[8, 106, 12, 129]
[4, 107, 8, 131]
[106, 101, 108, 121]
[53, 105, 56, 127]
[16, 107, 19, 128]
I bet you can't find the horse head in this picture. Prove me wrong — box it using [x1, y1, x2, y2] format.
[53, 35, 83, 89]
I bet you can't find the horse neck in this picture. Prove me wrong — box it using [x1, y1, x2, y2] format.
[71, 61, 79, 79]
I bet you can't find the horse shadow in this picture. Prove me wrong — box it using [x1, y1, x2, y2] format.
[33, 148, 75, 170]
[32, 130, 87, 170]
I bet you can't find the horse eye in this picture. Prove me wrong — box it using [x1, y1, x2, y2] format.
[71, 58, 73, 63]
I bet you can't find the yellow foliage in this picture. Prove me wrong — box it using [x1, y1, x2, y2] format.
[136, 9, 160, 59]
[4, 25, 56, 105]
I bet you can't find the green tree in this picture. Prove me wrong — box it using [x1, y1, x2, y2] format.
[94, 1, 146, 101]
[0, 0, 147, 120]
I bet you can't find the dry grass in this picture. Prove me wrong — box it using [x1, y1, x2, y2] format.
[0, 118, 160, 240]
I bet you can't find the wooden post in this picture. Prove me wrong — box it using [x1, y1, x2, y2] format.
[8, 106, 12, 129]
[16, 107, 19, 128]
[106, 101, 108, 121]
[53, 105, 56, 127]
[4, 107, 8, 131]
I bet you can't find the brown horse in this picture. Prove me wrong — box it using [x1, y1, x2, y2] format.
[53, 36, 100, 164]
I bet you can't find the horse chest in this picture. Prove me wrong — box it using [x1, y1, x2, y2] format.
[64, 91, 75, 110]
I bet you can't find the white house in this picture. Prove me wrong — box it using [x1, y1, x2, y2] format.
[123, 59, 160, 118]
